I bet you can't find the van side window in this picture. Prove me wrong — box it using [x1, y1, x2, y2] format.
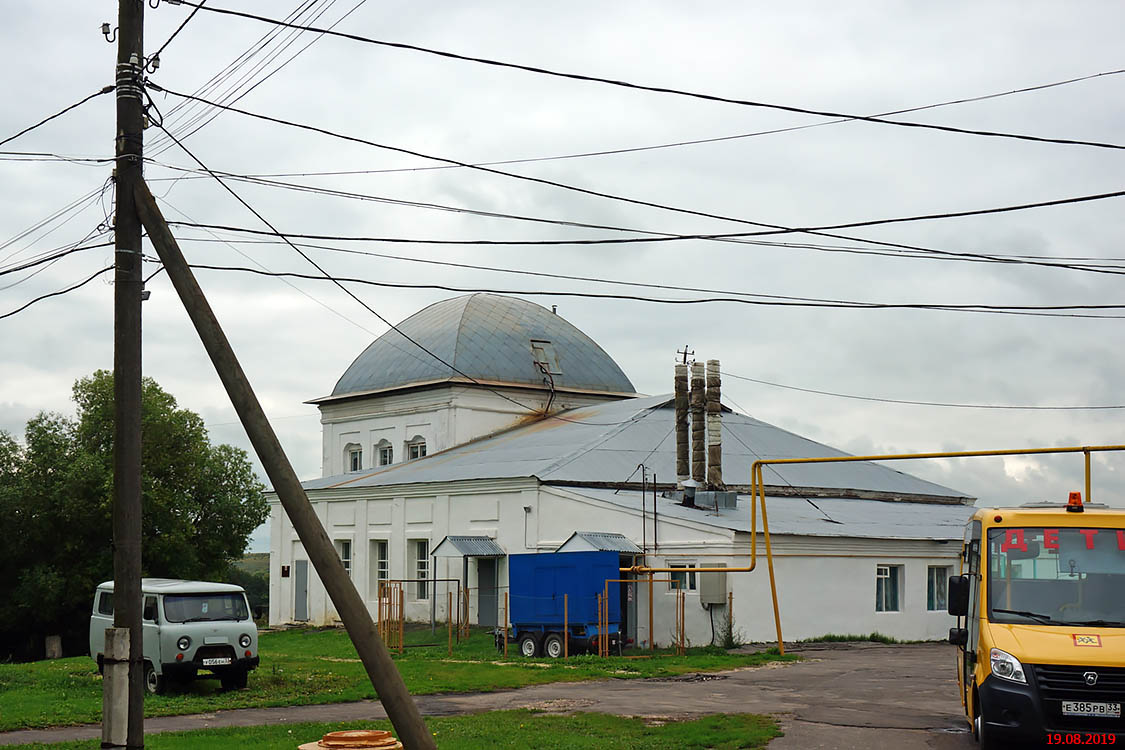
[143, 596, 157, 622]
[98, 592, 114, 615]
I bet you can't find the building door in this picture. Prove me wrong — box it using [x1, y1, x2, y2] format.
[477, 557, 498, 627]
[294, 559, 309, 621]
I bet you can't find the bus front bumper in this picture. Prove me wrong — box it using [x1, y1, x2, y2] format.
[980, 674, 1125, 743]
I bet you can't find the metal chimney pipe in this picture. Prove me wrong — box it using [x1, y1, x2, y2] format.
[706, 359, 724, 489]
[674, 363, 689, 488]
[690, 361, 706, 485]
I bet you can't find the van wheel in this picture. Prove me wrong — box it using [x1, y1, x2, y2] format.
[220, 668, 248, 691]
[518, 633, 540, 658]
[143, 662, 165, 696]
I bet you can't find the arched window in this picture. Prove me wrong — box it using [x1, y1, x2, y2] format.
[406, 436, 427, 460]
[376, 439, 393, 466]
[344, 443, 362, 473]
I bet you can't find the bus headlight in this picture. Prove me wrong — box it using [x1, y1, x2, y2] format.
[990, 648, 1026, 684]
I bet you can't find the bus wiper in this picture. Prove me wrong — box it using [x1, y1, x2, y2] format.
[992, 608, 1057, 624]
[1067, 619, 1125, 627]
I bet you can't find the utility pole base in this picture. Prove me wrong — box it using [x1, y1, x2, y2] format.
[101, 628, 130, 749]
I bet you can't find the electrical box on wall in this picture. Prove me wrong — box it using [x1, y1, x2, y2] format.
[699, 562, 727, 605]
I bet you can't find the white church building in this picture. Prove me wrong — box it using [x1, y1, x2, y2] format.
[268, 293, 976, 645]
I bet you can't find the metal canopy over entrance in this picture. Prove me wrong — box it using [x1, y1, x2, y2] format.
[432, 536, 505, 628]
[432, 535, 506, 558]
[556, 531, 643, 555]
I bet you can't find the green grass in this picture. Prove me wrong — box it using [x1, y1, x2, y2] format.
[798, 632, 900, 644]
[14, 711, 782, 750]
[0, 627, 796, 732]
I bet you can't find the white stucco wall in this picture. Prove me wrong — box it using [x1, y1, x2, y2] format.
[317, 384, 632, 477]
[268, 482, 961, 645]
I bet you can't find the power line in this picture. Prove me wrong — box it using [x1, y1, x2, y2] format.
[174, 3, 1125, 152]
[144, 87, 1125, 276]
[158, 67, 1125, 178]
[150, 0, 208, 62]
[166, 211, 1125, 279]
[153, 194, 384, 338]
[0, 241, 112, 277]
[150, 0, 364, 157]
[183, 262, 1125, 319]
[0, 266, 111, 322]
[0, 150, 114, 165]
[149, 161, 1125, 272]
[151, 121, 565, 420]
[169, 234, 1125, 314]
[162, 181, 1125, 252]
[0, 87, 115, 149]
[724, 371, 1125, 411]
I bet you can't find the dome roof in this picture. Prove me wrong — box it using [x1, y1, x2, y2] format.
[326, 294, 636, 399]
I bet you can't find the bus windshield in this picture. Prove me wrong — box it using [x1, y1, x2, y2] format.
[987, 527, 1125, 626]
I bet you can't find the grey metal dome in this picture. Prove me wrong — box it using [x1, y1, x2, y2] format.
[328, 294, 636, 398]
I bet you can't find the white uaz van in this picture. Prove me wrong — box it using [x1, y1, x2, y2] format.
[89, 578, 259, 694]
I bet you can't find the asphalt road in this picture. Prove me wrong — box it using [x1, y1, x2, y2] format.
[1, 642, 975, 749]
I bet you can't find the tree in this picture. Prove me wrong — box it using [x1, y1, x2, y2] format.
[0, 370, 268, 659]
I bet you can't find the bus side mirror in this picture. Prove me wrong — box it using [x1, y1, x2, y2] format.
[948, 574, 970, 616]
[948, 627, 968, 647]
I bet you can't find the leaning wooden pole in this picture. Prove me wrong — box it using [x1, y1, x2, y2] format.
[133, 182, 436, 750]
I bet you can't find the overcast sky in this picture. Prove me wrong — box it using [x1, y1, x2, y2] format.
[3, 1, 1124, 553]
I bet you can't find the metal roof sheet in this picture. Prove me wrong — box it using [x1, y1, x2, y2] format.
[431, 535, 506, 557]
[556, 531, 644, 554]
[327, 294, 636, 398]
[565, 487, 976, 541]
[305, 395, 970, 501]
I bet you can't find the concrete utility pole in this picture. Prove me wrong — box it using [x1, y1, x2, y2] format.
[110, 0, 145, 747]
[133, 182, 437, 750]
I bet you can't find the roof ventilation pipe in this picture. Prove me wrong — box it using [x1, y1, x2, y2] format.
[690, 361, 706, 487]
[706, 359, 725, 490]
[674, 363, 690, 488]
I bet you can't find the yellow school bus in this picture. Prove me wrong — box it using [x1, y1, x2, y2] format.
[948, 492, 1125, 746]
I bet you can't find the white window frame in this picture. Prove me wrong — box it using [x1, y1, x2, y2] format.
[335, 539, 352, 577]
[407, 437, 427, 460]
[344, 443, 362, 473]
[369, 539, 389, 599]
[669, 563, 697, 592]
[927, 565, 951, 611]
[377, 441, 393, 466]
[876, 564, 902, 612]
[412, 539, 429, 600]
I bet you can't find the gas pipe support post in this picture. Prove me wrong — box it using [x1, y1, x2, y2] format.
[563, 594, 569, 659]
[503, 591, 509, 658]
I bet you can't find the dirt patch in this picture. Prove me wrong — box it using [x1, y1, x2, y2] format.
[520, 698, 597, 713]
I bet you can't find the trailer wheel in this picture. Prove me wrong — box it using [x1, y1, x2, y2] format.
[543, 633, 565, 658]
[518, 632, 540, 658]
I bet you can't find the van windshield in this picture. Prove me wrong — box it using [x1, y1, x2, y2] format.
[988, 527, 1125, 626]
[163, 593, 249, 623]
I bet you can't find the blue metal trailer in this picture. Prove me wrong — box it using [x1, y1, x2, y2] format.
[503, 550, 622, 657]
